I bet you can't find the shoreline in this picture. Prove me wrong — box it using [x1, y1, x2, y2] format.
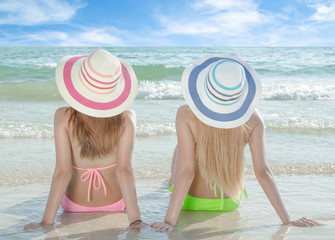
[1, 176, 334, 239]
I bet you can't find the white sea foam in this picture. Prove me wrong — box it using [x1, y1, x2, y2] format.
[136, 82, 335, 101]
[244, 163, 335, 176]
[0, 124, 54, 138]
[136, 123, 176, 136]
[262, 84, 335, 100]
[3, 80, 334, 101]
[265, 119, 335, 132]
[137, 81, 183, 100]
[2, 118, 333, 139]
[0, 122, 176, 139]
[34, 63, 57, 68]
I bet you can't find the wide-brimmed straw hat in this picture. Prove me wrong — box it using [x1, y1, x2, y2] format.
[182, 54, 262, 129]
[56, 49, 138, 117]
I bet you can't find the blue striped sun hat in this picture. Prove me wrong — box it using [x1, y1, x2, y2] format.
[182, 55, 262, 129]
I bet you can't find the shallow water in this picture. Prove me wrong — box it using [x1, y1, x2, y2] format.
[1, 175, 334, 239]
[0, 132, 334, 239]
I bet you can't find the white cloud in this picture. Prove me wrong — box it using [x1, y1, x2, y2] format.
[193, 0, 258, 12]
[0, 0, 86, 25]
[210, 10, 263, 35]
[310, 3, 335, 22]
[156, 16, 219, 35]
[298, 24, 318, 32]
[76, 29, 123, 45]
[22, 28, 124, 46]
[157, 0, 268, 36]
[26, 31, 68, 42]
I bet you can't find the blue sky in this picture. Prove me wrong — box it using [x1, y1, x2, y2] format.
[0, 0, 335, 46]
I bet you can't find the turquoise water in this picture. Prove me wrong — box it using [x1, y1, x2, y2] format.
[0, 47, 334, 239]
[1, 46, 335, 179]
[1, 47, 334, 165]
[1, 46, 334, 182]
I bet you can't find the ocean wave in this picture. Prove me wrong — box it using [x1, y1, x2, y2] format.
[244, 163, 335, 176]
[0, 124, 54, 139]
[0, 122, 176, 139]
[34, 63, 57, 68]
[265, 120, 335, 133]
[0, 80, 334, 102]
[256, 66, 335, 76]
[263, 84, 335, 100]
[137, 81, 183, 100]
[136, 82, 335, 101]
[2, 118, 333, 140]
[136, 123, 176, 136]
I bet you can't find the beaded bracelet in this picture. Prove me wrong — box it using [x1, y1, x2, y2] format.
[129, 219, 143, 227]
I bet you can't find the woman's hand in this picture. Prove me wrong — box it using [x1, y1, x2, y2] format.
[289, 217, 324, 227]
[24, 222, 52, 230]
[150, 222, 174, 232]
[128, 220, 148, 232]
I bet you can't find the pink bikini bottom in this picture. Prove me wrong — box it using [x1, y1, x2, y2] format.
[61, 195, 126, 213]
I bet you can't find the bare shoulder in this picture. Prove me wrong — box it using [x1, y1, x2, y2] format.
[176, 105, 194, 122]
[122, 109, 136, 129]
[246, 109, 264, 130]
[55, 106, 68, 116]
[177, 104, 192, 114]
[54, 107, 70, 128]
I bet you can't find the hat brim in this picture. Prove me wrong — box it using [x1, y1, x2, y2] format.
[182, 55, 262, 128]
[56, 55, 138, 118]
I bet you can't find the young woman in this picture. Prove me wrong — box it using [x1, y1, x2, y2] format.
[24, 49, 146, 231]
[151, 55, 322, 231]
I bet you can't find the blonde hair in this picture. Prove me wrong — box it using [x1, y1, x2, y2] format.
[194, 117, 251, 202]
[67, 108, 125, 159]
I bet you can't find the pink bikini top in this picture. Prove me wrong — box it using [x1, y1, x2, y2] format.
[72, 164, 117, 202]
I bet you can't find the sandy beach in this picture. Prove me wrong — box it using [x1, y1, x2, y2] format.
[1, 175, 334, 239]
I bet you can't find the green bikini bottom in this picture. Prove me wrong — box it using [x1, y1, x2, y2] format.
[169, 185, 247, 211]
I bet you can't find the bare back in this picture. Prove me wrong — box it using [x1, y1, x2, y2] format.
[174, 105, 262, 199]
[55, 107, 135, 207]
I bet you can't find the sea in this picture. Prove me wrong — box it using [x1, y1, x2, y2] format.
[0, 47, 334, 239]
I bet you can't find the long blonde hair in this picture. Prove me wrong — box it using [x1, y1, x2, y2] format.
[194, 117, 251, 202]
[67, 108, 125, 159]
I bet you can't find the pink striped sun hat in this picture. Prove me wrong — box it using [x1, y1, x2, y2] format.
[56, 49, 138, 117]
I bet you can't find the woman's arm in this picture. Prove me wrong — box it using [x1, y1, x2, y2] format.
[116, 110, 146, 231]
[25, 108, 72, 229]
[151, 105, 196, 231]
[248, 110, 322, 227]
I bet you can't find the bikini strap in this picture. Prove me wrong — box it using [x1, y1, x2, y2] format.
[72, 164, 117, 171]
[220, 187, 224, 210]
[72, 163, 117, 201]
[210, 182, 217, 198]
[169, 185, 174, 192]
[244, 188, 248, 198]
